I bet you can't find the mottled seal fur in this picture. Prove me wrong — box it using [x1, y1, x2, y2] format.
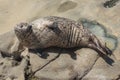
[14, 16, 112, 55]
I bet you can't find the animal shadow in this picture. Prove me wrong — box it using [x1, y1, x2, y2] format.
[29, 47, 77, 60]
[29, 47, 114, 65]
[29, 48, 49, 59]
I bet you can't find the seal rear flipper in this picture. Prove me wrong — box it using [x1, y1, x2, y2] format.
[88, 44, 114, 65]
[90, 35, 112, 56]
[97, 40, 112, 56]
[96, 46, 114, 66]
[103, 43, 112, 55]
[88, 43, 107, 55]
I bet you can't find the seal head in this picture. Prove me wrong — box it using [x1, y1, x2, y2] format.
[14, 20, 59, 49]
[14, 22, 39, 49]
[14, 23, 32, 41]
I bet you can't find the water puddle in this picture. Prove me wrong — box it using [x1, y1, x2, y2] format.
[79, 19, 118, 51]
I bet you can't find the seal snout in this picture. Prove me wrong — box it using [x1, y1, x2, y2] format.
[14, 22, 32, 33]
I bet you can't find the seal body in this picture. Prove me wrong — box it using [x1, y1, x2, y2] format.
[14, 16, 111, 55]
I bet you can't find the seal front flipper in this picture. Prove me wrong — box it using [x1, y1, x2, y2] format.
[46, 22, 61, 34]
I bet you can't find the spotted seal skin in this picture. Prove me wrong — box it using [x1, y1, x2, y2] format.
[14, 16, 112, 55]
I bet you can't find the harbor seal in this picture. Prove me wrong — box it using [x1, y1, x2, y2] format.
[14, 16, 112, 56]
